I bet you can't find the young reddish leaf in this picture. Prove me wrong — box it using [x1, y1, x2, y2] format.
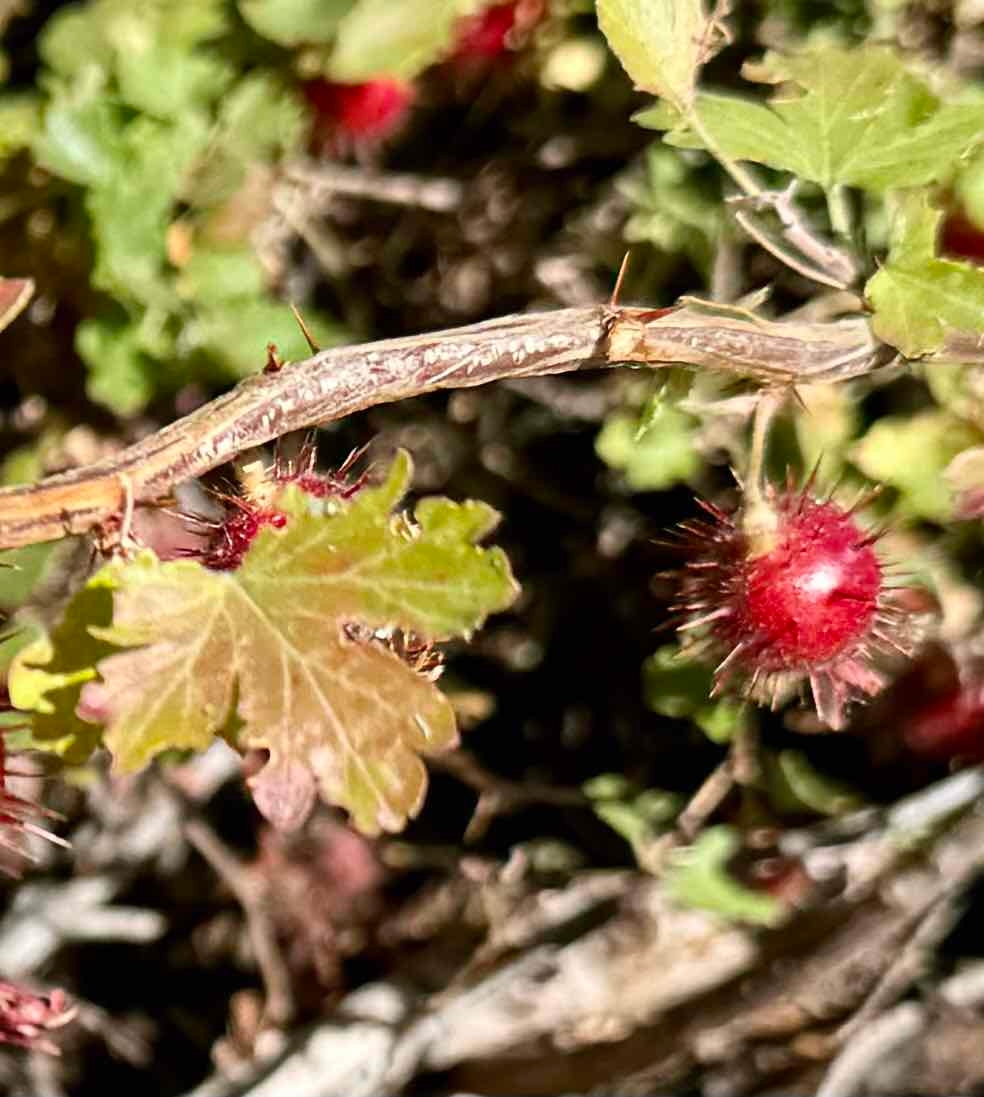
[74, 452, 518, 834]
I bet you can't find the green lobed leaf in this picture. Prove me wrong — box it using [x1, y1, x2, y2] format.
[26, 453, 518, 835]
[84, 113, 209, 306]
[851, 410, 981, 523]
[115, 41, 234, 118]
[76, 315, 157, 416]
[34, 94, 128, 187]
[584, 775, 680, 857]
[328, 0, 460, 81]
[866, 192, 984, 358]
[597, 0, 711, 111]
[39, 5, 116, 76]
[664, 826, 783, 926]
[240, 0, 356, 46]
[596, 405, 701, 492]
[638, 45, 982, 193]
[176, 246, 268, 305]
[642, 645, 715, 719]
[213, 74, 306, 166]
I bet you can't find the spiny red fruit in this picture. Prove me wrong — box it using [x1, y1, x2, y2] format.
[303, 78, 415, 152]
[200, 446, 366, 572]
[672, 483, 906, 729]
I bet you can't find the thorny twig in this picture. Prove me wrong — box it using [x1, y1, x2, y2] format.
[0, 296, 961, 552]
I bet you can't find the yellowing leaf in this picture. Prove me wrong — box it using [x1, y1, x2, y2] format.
[53, 453, 517, 835]
[597, 0, 712, 110]
[8, 585, 117, 764]
[866, 192, 984, 358]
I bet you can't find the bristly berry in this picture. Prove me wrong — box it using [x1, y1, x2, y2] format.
[669, 478, 910, 729]
[197, 443, 367, 572]
[202, 504, 287, 572]
[302, 78, 416, 154]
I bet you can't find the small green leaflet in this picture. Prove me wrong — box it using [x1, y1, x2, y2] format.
[597, 0, 714, 111]
[9, 452, 519, 835]
[595, 404, 700, 492]
[636, 45, 982, 194]
[664, 827, 783, 927]
[642, 646, 753, 744]
[866, 192, 984, 358]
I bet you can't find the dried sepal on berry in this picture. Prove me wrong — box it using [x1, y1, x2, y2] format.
[667, 473, 913, 730]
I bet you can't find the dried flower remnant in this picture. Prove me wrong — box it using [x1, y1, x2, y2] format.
[669, 478, 911, 729]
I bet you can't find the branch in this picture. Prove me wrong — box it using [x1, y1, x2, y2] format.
[0, 300, 935, 551]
